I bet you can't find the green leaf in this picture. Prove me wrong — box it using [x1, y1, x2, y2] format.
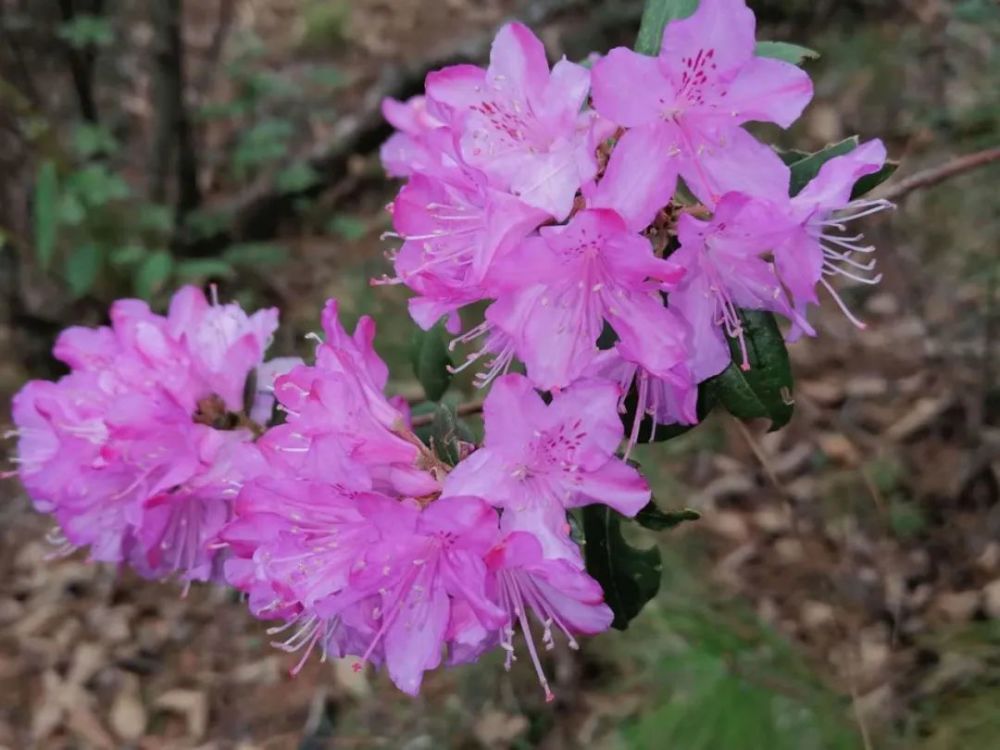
[135, 250, 173, 299]
[788, 137, 860, 195]
[634, 0, 698, 55]
[110, 244, 147, 268]
[34, 160, 59, 270]
[137, 204, 175, 235]
[787, 137, 899, 199]
[704, 310, 794, 430]
[635, 501, 701, 531]
[57, 15, 113, 49]
[410, 323, 453, 402]
[175, 258, 236, 282]
[64, 243, 102, 297]
[424, 403, 474, 466]
[851, 160, 899, 199]
[582, 505, 662, 630]
[72, 123, 119, 159]
[276, 161, 321, 194]
[755, 41, 819, 66]
[327, 214, 368, 241]
[222, 242, 289, 267]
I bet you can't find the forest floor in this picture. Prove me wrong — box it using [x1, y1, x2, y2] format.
[1, 0, 998, 748]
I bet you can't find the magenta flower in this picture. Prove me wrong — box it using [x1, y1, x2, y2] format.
[486, 531, 613, 702]
[591, 0, 811, 206]
[484, 208, 684, 390]
[380, 95, 447, 178]
[261, 300, 439, 497]
[668, 193, 803, 379]
[10, 287, 279, 581]
[444, 375, 650, 557]
[769, 140, 891, 339]
[382, 167, 546, 332]
[426, 22, 600, 220]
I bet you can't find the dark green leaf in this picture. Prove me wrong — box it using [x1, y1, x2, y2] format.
[64, 243, 102, 297]
[635, 500, 701, 531]
[851, 160, 899, 199]
[175, 258, 236, 282]
[704, 310, 794, 430]
[788, 137, 860, 195]
[427, 403, 474, 466]
[135, 250, 173, 299]
[755, 41, 819, 66]
[34, 160, 59, 270]
[634, 0, 697, 55]
[583, 505, 662, 630]
[410, 323, 453, 402]
[776, 147, 812, 166]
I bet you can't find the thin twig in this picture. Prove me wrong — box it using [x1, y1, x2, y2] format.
[878, 146, 1000, 203]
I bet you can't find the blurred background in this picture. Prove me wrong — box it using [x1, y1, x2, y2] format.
[0, 0, 998, 747]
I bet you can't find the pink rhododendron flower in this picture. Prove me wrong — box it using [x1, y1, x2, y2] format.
[444, 374, 649, 557]
[382, 166, 546, 332]
[486, 531, 613, 702]
[9, 287, 278, 581]
[668, 193, 804, 379]
[591, 0, 811, 205]
[426, 22, 600, 220]
[768, 140, 891, 339]
[379, 95, 447, 178]
[260, 300, 439, 497]
[485, 209, 685, 390]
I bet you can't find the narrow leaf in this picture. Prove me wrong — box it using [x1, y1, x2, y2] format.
[755, 41, 819, 66]
[851, 160, 899, 199]
[635, 501, 701, 531]
[410, 323, 453, 402]
[34, 160, 59, 270]
[704, 310, 794, 430]
[788, 137, 860, 195]
[634, 0, 697, 55]
[583, 505, 662, 630]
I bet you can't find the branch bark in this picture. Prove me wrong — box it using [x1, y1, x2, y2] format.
[150, 0, 202, 221]
[878, 146, 1000, 202]
[57, 0, 103, 123]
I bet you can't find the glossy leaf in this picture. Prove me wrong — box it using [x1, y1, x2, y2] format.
[635, 501, 701, 531]
[788, 137, 860, 196]
[427, 403, 474, 466]
[755, 41, 819, 66]
[583, 505, 662, 630]
[704, 310, 794, 430]
[410, 323, 453, 402]
[34, 160, 59, 270]
[634, 0, 697, 55]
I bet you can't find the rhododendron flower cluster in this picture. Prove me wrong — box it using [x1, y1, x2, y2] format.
[7, 0, 894, 702]
[380, 0, 890, 441]
[11, 286, 279, 582]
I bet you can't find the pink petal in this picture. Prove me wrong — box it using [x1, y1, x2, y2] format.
[726, 56, 813, 128]
[795, 139, 887, 208]
[591, 48, 671, 127]
[660, 0, 756, 83]
[588, 125, 679, 232]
